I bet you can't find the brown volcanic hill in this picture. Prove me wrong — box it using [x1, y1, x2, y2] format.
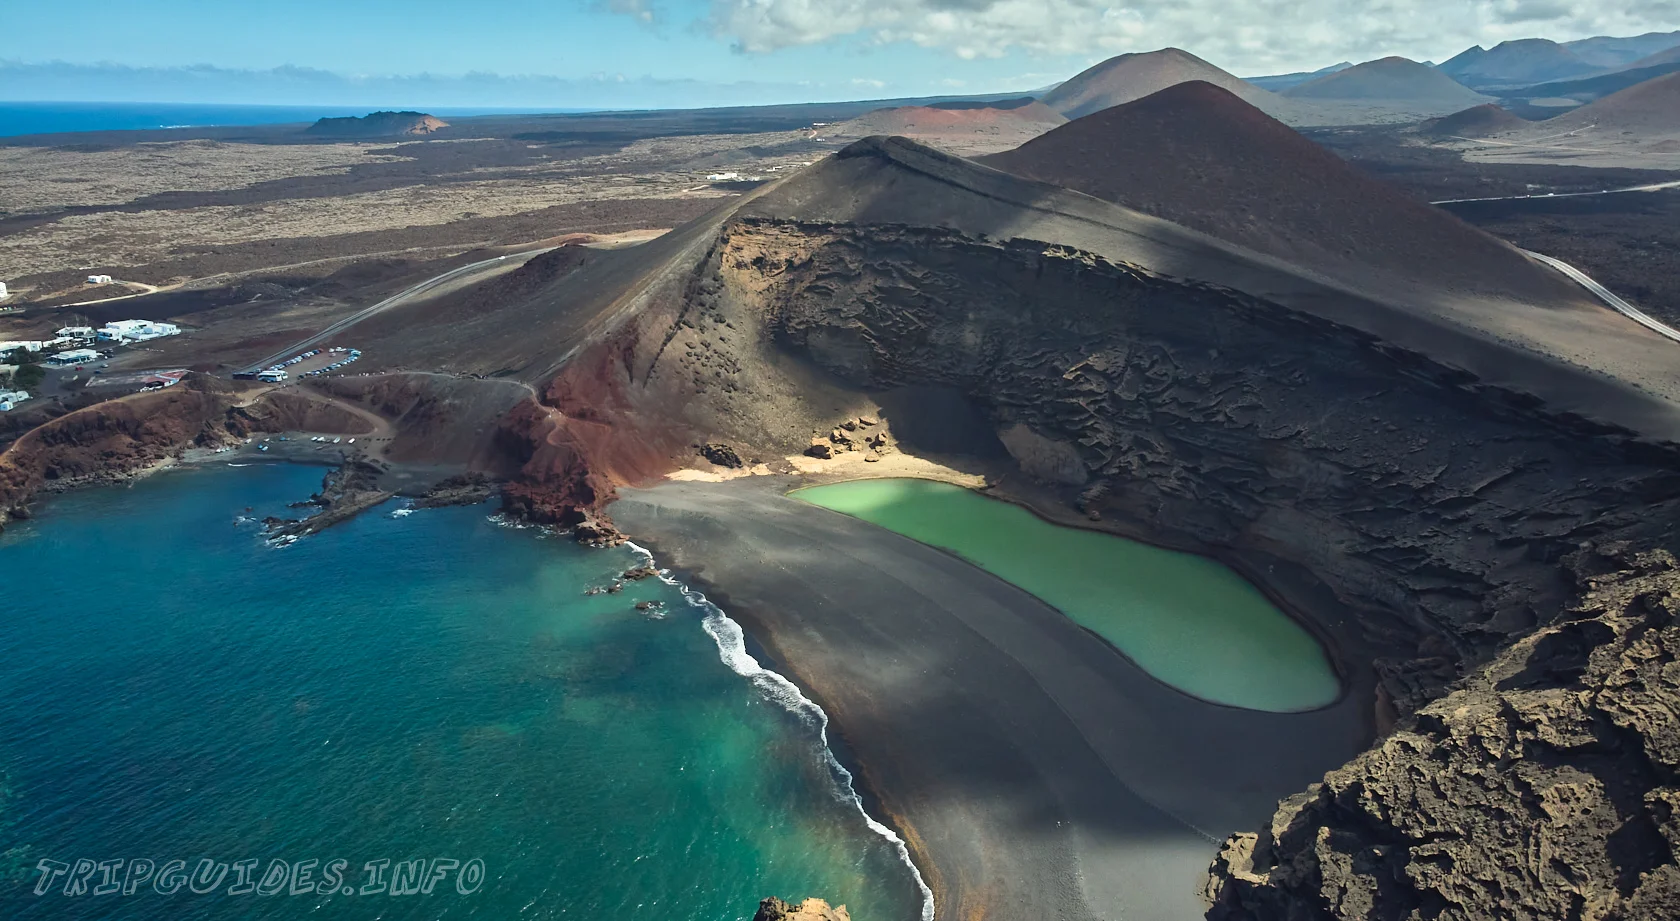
[1536, 70, 1680, 135]
[1284, 56, 1491, 106]
[980, 81, 1566, 302]
[305, 111, 449, 138]
[827, 101, 1065, 154]
[1041, 47, 1282, 119]
[1422, 103, 1530, 138]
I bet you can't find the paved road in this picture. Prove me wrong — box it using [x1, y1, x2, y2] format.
[1522, 249, 1680, 345]
[1432, 180, 1680, 205]
[242, 251, 546, 373]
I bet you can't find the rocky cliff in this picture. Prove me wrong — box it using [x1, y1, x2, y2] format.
[1207, 541, 1680, 920]
[707, 220, 1680, 697]
[667, 216, 1680, 915]
[0, 375, 244, 529]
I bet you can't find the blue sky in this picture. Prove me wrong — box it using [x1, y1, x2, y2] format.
[1, 0, 1082, 99]
[2, 0, 1677, 107]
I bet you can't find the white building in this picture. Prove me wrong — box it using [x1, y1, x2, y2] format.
[87, 274, 114, 285]
[0, 390, 31, 411]
[57, 327, 95, 339]
[0, 340, 45, 355]
[98, 320, 180, 343]
[0, 282, 9, 300]
[48, 348, 101, 366]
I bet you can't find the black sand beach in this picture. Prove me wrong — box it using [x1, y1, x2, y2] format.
[612, 476, 1373, 921]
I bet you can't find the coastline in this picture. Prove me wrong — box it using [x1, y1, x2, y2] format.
[9, 432, 1375, 921]
[611, 474, 1374, 921]
[627, 539, 938, 921]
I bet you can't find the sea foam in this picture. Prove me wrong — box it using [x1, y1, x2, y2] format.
[625, 540, 937, 921]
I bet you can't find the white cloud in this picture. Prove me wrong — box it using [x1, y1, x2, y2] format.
[689, 0, 1680, 74]
[601, 0, 659, 25]
[850, 76, 887, 87]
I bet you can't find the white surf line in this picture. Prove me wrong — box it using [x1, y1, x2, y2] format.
[1431, 180, 1680, 205]
[623, 540, 937, 921]
[1521, 249, 1680, 345]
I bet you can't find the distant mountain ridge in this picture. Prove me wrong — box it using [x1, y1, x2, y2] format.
[1438, 39, 1604, 89]
[1245, 62, 1353, 92]
[305, 110, 449, 137]
[1564, 30, 1680, 68]
[1494, 60, 1680, 106]
[1285, 57, 1491, 106]
[1523, 70, 1680, 136]
[1439, 31, 1680, 90]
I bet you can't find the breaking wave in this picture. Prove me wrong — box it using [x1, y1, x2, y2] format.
[624, 541, 936, 921]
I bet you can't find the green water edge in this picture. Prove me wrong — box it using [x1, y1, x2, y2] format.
[791, 477, 1341, 712]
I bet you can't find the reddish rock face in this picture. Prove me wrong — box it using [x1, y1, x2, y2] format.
[0, 375, 243, 528]
[493, 327, 695, 539]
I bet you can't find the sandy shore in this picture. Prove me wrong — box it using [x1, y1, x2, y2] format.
[611, 475, 1371, 921]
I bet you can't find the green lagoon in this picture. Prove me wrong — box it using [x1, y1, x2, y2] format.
[793, 478, 1340, 712]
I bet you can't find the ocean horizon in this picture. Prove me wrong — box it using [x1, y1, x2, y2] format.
[0, 101, 600, 138]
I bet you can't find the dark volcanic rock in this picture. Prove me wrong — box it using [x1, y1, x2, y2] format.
[1207, 542, 1680, 921]
[699, 442, 745, 468]
[699, 214, 1680, 919]
[979, 81, 1574, 304]
[263, 459, 393, 540]
[714, 216, 1680, 729]
[410, 472, 495, 509]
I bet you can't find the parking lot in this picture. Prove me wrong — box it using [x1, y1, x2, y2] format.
[245, 346, 362, 382]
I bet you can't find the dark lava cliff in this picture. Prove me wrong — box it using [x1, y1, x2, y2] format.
[576, 136, 1680, 918]
[1207, 541, 1680, 920]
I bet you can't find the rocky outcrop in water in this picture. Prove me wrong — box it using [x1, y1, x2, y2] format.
[1207, 541, 1680, 921]
[262, 458, 394, 540]
[753, 896, 851, 921]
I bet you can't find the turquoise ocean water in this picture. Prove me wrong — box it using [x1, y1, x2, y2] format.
[0, 464, 926, 920]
